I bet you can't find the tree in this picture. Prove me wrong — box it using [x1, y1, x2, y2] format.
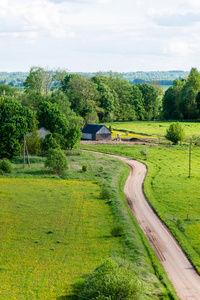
[132, 85, 145, 120]
[80, 258, 140, 300]
[62, 74, 100, 123]
[65, 124, 82, 149]
[37, 101, 68, 137]
[46, 91, 84, 127]
[92, 77, 115, 121]
[187, 67, 200, 90]
[26, 114, 42, 155]
[165, 122, 185, 144]
[0, 98, 33, 158]
[23, 67, 46, 94]
[136, 83, 158, 120]
[162, 79, 185, 120]
[0, 84, 17, 98]
[42, 133, 60, 153]
[23, 66, 54, 96]
[45, 148, 68, 175]
[18, 90, 44, 112]
[180, 82, 198, 119]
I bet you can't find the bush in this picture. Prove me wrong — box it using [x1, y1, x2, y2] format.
[100, 186, 112, 200]
[0, 158, 12, 173]
[0, 169, 5, 175]
[42, 133, 60, 153]
[82, 165, 88, 172]
[111, 224, 124, 237]
[192, 134, 200, 146]
[80, 258, 141, 300]
[140, 148, 148, 160]
[165, 122, 185, 144]
[45, 149, 68, 175]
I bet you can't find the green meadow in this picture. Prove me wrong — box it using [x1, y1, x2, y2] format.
[80, 142, 200, 274]
[105, 121, 200, 138]
[0, 152, 178, 299]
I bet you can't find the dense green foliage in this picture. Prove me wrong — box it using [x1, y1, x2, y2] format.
[80, 258, 140, 300]
[45, 148, 68, 174]
[165, 122, 185, 144]
[0, 98, 33, 158]
[0, 158, 12, 173]
[2, 66, 200, 160]
[163, 68, 200, 120]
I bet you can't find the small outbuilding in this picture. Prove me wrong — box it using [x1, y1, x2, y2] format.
[81, 124, 111, 141]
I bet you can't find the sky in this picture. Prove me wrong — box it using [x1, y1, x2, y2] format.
[1, 0, 200, 73]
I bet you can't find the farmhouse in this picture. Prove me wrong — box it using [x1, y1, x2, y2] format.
[81, 124, 111, 141]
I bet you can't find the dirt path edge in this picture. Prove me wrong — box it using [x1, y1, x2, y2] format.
[84, 150, 200, 300]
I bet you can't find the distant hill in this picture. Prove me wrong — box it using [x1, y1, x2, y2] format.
[0, 70, 189, 88]
[0, 72, 28, 87]
[122, 70, 189, 86]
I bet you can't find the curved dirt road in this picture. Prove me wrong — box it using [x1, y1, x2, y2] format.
[115, 155, 200, 300]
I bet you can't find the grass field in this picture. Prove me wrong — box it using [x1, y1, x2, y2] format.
[79, 143, 200, 274]
[0, 178, 123, 299]
[0, 152, 178, 300]
[105, 121, 200, 138]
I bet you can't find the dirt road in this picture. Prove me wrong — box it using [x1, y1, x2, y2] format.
[85, 149, 200, 298]
[114, 155, 200, 300]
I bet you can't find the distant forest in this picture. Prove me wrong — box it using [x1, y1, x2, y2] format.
[0, 70, 189, 87]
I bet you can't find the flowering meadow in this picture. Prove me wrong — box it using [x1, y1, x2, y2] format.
[0, 178, 123, 299]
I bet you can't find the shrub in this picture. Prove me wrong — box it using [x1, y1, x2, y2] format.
[165, 122, 185, 144]
[99, 166, 104, 172]
[140, 148, 148, 160]
[82, 165, 88, 172]
[42, 133, 60, 153]
[100, 186, 112, 200]
[0, 158, 12, 173]
[192, 134, 200, 146]
[45, 149, 68, 175]
[111, 224, 124, 237]
[80, 258, 141, 300]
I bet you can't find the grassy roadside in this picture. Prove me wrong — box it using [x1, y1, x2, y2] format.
[79, 144, 200, 277]
[0, 151, 178, 299]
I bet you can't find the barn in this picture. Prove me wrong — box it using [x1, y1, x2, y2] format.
[81, 124, 111, 141]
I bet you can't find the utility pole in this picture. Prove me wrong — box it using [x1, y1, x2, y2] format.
[189, 139, 192, 178]
[23, 135, 30, 169]
[23, 135, 26, 169]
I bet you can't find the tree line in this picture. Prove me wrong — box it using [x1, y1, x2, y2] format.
[163, 67, 200, 120]
[0, 66, 200, 158]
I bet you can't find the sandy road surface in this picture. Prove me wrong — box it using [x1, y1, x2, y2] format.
[88, 150, 200, 300]
[117, 156, 200, 300]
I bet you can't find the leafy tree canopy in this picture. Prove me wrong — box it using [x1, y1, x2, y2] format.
[165, 122, 185, 144]
[0, 98, 33, 158]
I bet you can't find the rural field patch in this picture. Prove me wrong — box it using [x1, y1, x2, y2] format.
[0, 178, 123, 299]
[105, 121, 200, 138]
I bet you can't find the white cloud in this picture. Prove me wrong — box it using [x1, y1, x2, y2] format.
[0, 0, 75, 41]
[150, 11, 200, 27]
[1, 0, 200, 72]
[49, 0, 111, 3]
